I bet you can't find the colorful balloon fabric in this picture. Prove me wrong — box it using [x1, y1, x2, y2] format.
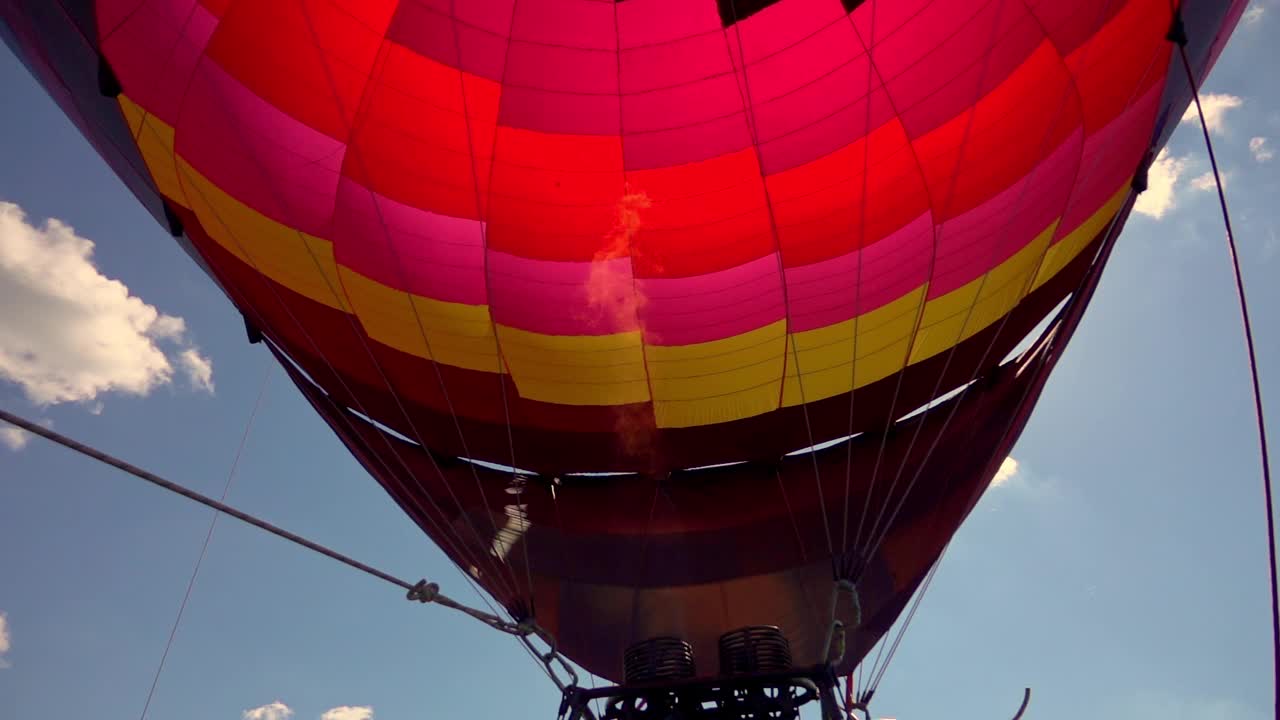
[2, 0, 1247, 683]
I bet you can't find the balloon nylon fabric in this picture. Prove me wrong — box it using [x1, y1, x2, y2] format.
[0, 0, 1248, 687]
[3, 0, 1231, 474]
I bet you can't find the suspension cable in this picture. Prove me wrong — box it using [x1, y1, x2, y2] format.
[1173, 20, 1279, 716]
[1, 407, 416, 590]
[2, 405, 592, 707]
[865, 546, 947, 696]
[138, 363, 272, 720]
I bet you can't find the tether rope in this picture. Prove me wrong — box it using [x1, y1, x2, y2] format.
[1, 407, 416, 592]
[1172, 16, 1279, 716]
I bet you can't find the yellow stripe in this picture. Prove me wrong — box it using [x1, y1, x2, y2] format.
[1033, 184, 1128, 290]
[776, 191, 1122, 413]
[648, 320, 787, 428]
[126, 61, 1126, 424]
[118, 95, 188, 208]
[780, 288, 924, 406]
[497, 326, 649, 405]
[909, 220, 1058, 363]
[338, 268, 501, 373]
[175, 158, 350, 312]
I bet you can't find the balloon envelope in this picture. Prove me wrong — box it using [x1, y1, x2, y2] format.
[1, 0, 1245, 683]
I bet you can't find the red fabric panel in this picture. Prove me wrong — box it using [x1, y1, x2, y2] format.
[205, 0, 392, 140]
[346, 42, 499, 219]
[768, 118, 930, 267]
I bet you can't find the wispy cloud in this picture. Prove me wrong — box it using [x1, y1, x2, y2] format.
[1134, 149, 1190, 219]
[1, 417, 51, 452]
[1190, 171, 1227, 192]
[1, 425, 30, 451]
[0, 201, 214, 410]
[178, 348, 215, 394]
[991, 457, 1020, 488]
[1250, 136, 1274, 162]
[1181, 93, 1243, 135]
[243, 702, 293, 720]
[0, 611, 11, 668]
[321, 707, 374, 720]
[1243, 4, 1265, 26]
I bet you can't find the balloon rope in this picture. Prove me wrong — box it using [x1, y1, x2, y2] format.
[0, 407, 417, 591]
[138, 363, 272, 720]
[59, 0, 523, 608]
[290, 0, 525, 602]
[864, 544, 947, 696]
[1175, 34, 1280, 717]
[2, 403, 592, 693]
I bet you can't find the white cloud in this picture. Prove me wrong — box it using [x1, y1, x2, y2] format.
[179, 348, 215, 394]
[0, 611, 11, 668]
[321, 707, 374, 720]
[1133, 149, 1190, 219]
[243, 702, 293, 720]
[1190, 171, 1227, 192]
[1, 418, 52, 452]
[991, 457, 1020, 488]
[0, 201, 214, 408]
[1, 425, 30, 451]
[1243, 5, 1265, 25]
[1250, 136, 1274, 162]
[1181, 93, 1243, 135]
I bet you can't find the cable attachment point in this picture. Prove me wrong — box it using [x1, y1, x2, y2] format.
[1166, 10, 1188, 46]
[846, 700, 872, 720]
[822, 579, 861, 667]
[1132, 150, 1155, 193]
[522, 624, 584, 705]
[406, 579, 440, 604]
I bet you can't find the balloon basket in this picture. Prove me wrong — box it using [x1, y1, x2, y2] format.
[557, 664, 843, 720]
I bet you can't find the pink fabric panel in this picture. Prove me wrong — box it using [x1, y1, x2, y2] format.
[487, 252, 640, 335]
[511, 0, 616, 49]
[637, 254, 785, 346]
[878, 1, 1045, 138]
[756, 86, 896, 174]
[784, 212, 932, 332]
[506, 42, 617, 93]
[929, 129, 1083, 297]
[175, 60, 346, 236]
[1058, 81, 1162, 234]
[101, 0, 218, 125]
[623, 113, 754, 170]
[849, 0, 933, 47]
[387, 1, 510, 81]
[622, 74, 742, 133]
[499, 86, 621, 135]
[751, 52, 879, 142]
[865, 1, 990, 79]
[330, 179, 487, 305]
[729, 0, 847, 65]
[738, 17, 861, 107]
[617, 0, 721, 48]
[454, 0, 516, 35]
[1025, 0, 1124, 56]
[619, 32, 730, 95]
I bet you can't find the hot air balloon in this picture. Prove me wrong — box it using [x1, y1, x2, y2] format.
[0, 0, 1252, 717]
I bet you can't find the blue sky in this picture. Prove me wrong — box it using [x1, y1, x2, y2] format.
[1, 6, 1279, 720]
